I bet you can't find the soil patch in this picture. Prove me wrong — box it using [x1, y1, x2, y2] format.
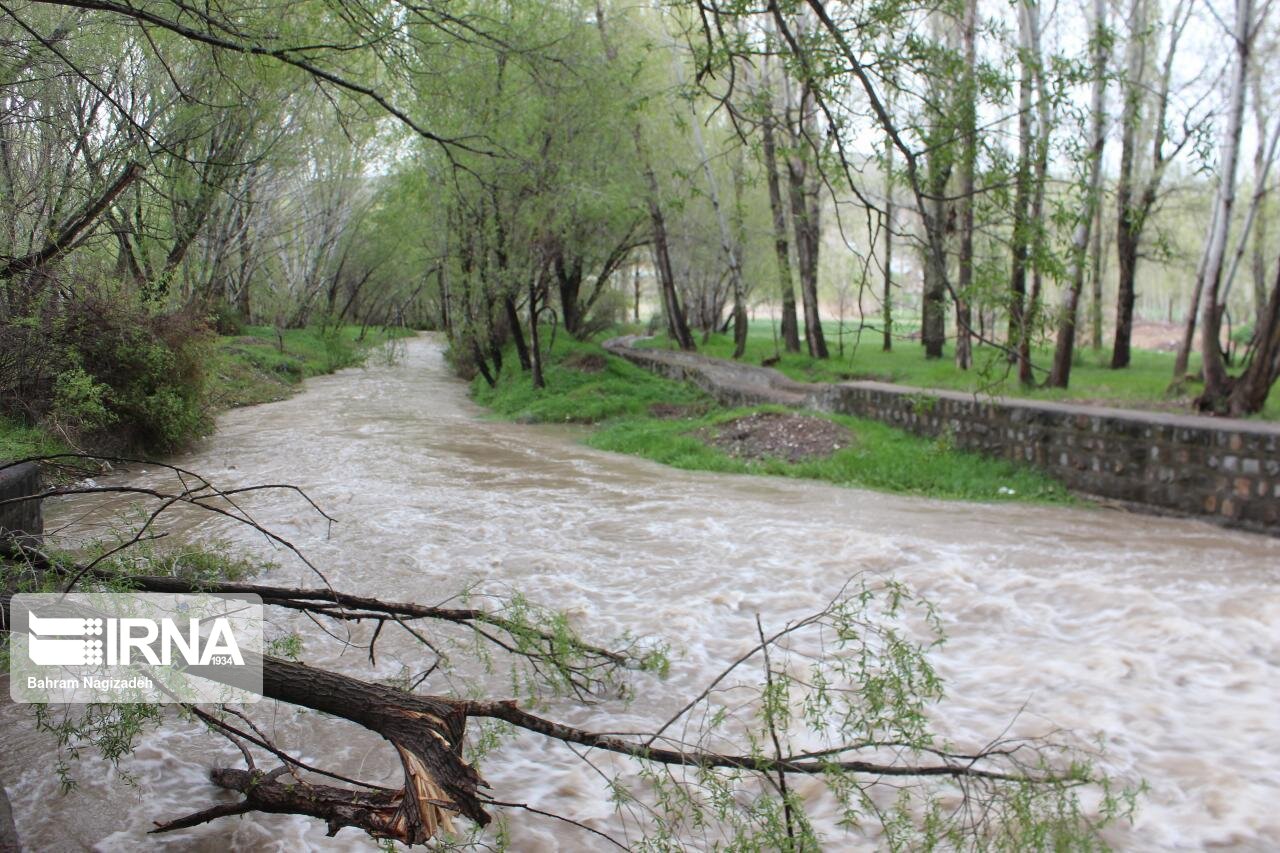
[702, 412, 853, 462]
[564, 351, 608, 372]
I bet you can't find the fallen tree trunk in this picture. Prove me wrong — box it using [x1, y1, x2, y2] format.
[255, 655, 488, 841]
[153, 651, 1049, 844]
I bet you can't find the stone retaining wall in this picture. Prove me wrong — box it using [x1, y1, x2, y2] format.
[0, 462, 43, 546]
[606, 338, 1280, 534]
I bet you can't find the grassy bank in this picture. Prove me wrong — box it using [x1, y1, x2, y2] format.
[1, 324, 410, 462]
[209, 324, 410, 409]
[645, 323, 1280, 420]
[472, 336, 1070, 504]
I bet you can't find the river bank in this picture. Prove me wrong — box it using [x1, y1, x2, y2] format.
[470, 335, 1071, 504]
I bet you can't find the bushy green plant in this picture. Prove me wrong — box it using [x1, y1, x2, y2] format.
[1, 289, 217, 455]
[51, 365, 115, 433]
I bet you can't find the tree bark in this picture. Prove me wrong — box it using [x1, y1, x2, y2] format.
[1008, 1, 1036, 377]
[1248, 72, 1271, 326]
[954, 0, 978, 370]
[762, 100, 801, 353]
[1226, 260, 1280, 413]
[1197, 0, 1253, 408]
[1089, 198, 1105, 350]
[1021, 3, 1051, 385]
[528, 268, 545, 389]
[784, 84, 828, 359]
[1111, 0, 1149, 368]
[883, 130, 894, 353]
[1047, 0, 1108, 387]
[504, 294, 531, 371]
[1112, 0, 1189, 368]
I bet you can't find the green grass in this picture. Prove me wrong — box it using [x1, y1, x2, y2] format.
[472, 337, 709, 424]
[209, 324, 411, 409]
[472, 335, 1071, 504]
[0, 416, 72, 462]
[643, 322, 1280, 421]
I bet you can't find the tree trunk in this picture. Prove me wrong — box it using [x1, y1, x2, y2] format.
[528, 270, 545, 389]
[644, 190, 696, 351]
[762, 104, 801, 353]
[554, 250, 585, 338]
[883, 132, 894, 353]
[731, 142, 750, 358]
[1089, 199, 1105, 350]
[1020, 2, 1050, 385]
[632, 264, 641, 323]
[1112, 0, 1189, 368]
[1008, 0, 1036, 376]
[785, 86, 828, 359]
[1217, 111, 1279, 313]
[0, 161, 143, 282]
[1110, 0, 1149, 369]
[504, 294, 531, 371]
[802, 155, 827, 359]
[1197, 0, 1253, 408]
[1253, 170, 1270, 329]
[1249, 72, 1271, 326]
[954, 0, 978, 370]
[1226, 261, 1280, 414]
[921, 175, 948, 360]
[1047, 0, 1108, 387]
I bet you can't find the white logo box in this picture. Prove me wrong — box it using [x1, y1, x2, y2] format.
[9, 593, 263, 704]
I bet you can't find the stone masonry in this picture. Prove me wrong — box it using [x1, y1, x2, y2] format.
[605, 337, 1280, 535]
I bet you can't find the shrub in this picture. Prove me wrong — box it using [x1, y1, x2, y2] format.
[51, 365, 115, 433]
[0, 286, 214, 454]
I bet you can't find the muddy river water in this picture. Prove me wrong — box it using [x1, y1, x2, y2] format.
[2, 334, 1277, 850]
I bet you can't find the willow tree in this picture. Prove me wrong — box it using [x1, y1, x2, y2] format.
[1115, 0, 1196, 370]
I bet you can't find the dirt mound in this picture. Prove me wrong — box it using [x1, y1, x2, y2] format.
[703, 412, 852, 462]
[564, 351, 607, 372]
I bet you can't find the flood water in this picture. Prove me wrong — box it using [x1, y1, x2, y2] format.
[2, 334, 1277, 850]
